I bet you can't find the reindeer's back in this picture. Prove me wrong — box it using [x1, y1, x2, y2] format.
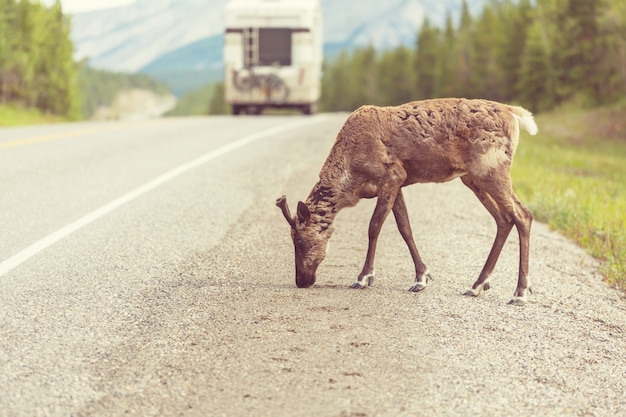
[389, 98, 517, 145]
[336, 99, 521, 184]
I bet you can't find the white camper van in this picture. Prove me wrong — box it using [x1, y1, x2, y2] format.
[224, 0, 323, 115]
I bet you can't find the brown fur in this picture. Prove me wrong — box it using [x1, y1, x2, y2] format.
[277, 98, 537, 304]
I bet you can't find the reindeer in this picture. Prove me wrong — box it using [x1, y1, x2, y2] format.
[277, 98, 538, 305]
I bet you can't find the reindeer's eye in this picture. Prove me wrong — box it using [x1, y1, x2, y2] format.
[294, 237, 310, 254]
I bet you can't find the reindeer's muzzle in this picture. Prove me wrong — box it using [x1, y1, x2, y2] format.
[295, 272, 316, 288]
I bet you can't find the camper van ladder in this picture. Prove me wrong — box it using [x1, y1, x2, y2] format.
[243, 27, 259, 68]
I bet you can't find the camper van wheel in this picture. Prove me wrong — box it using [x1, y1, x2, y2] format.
[302, 103, 317, 115]
[247, 106, 262, 115]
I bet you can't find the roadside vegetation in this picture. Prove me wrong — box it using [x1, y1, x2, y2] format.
[0, 0, 78, 120]
[320, 0, 626, 113]
[78, 66, 171, 119]
[166, 83, 228, 117]
[513, 106, 626, 291]
[0, 0, 173, 125]
[0, 103, 66, 126]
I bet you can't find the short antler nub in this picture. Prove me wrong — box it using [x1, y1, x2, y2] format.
[276, 195, 296, 227]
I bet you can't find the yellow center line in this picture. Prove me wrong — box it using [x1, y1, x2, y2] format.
[0, 120, 167, 150]
[0, 128, 105, 149]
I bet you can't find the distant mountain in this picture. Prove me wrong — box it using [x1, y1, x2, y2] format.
[71, 0, 227, 73]
[71, 0, 487, 95]
[139, 34, 224, 96]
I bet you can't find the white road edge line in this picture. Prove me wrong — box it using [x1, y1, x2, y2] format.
[0, 116, 328, 278]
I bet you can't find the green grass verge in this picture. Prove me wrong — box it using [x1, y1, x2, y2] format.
[0, 104, 67, 127]
[512, 106, 626, 291]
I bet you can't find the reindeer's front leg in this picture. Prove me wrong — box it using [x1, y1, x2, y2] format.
[392, 189, 432, 292]
[351, 184, 402, 289]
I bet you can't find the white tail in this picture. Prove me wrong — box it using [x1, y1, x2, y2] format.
[512, 106, 538, 136]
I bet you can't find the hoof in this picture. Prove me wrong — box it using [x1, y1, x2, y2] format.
[351, 274, 374, 289]
[409, 271, 433, 292]
[508, 297, 526, 306]
[463, 281, 489, 298]
[463, 288, 481, 297]
[408, 273, 432, 292]
[508, 296, 527, 306]
[408, 282, 427, 292]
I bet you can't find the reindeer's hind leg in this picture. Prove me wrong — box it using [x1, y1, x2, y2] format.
[461, 174, 532, 305]
[392, 189, 431, 292]
[460, 175, 514, 297]
[508, 193, 533, 305]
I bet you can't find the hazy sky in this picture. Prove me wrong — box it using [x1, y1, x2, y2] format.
[40, 0, 135, 14]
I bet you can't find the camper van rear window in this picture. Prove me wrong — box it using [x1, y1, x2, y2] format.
[243, 28, 292, 67]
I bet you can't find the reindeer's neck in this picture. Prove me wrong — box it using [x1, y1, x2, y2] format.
[305, 158, 357, 231]
[304, 179, 341, 232]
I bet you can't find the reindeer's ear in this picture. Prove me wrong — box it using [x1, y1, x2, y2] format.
[276, 195, 296, 228]
[297, 201, 311, 224]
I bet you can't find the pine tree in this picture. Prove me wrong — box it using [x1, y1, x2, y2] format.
[415, 18, 441, 99]
[496, 0, 533, 101]
[558, 0, 603, 103]
[517, 20, 555, 111]
[320, 51, 353, 111]
[319, 60, 334, 111]
[208, 82, 227, 114]
[437, 12, 457, 97]
[317, 0, 626, 113]
[469, 4, 501, 99]
[594, 0, 626, 103]
[0, 0, 78, 116]
[0, 0, 18, 104]
[376, 49, 396, 106]
[377, 46, 415, 105]
[455, 0, 474, 98]
[39, 1, 78, 116]
[349, 46, 377, 107]
[460, 0, 472, 31]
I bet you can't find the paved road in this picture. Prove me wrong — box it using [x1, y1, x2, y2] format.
[0, 115, 624, 417]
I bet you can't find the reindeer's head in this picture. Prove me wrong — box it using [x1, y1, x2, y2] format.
[276, 195, 331, 288]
